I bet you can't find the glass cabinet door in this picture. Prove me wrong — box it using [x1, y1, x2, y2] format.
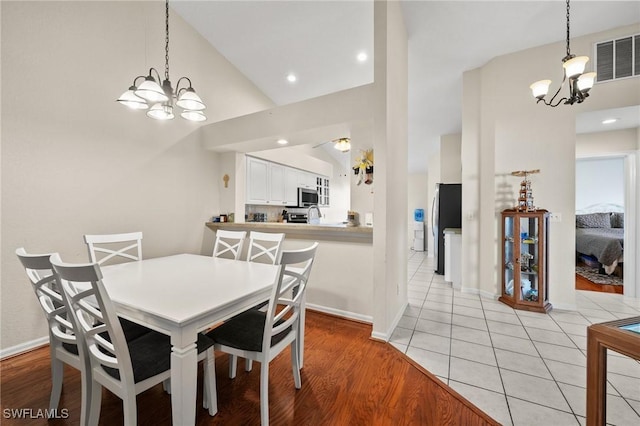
[500, 209, 551, 313]
[519, 216, 539, 302]
[504, 216, 515, 298]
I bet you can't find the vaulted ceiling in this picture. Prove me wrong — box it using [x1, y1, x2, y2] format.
[173, 1, 640, 173]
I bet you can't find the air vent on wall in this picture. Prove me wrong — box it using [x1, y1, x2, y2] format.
[596, 34, 639, 82]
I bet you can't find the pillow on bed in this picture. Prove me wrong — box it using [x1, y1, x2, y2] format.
[611, 212, 624, 228]
[576, 212, 611, 228]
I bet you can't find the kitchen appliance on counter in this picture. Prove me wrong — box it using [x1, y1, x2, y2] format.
[287, 213, 308, 223]
[346, 211, 359, 227]
[297, 187, 319, 207]
[432, 183, 462, 275]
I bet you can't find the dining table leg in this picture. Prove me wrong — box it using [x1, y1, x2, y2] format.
[170, 333, 199, 426]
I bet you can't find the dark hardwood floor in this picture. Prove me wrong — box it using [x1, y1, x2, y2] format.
[1, 311, 498, 425]
[575, 272, 623, 294]
[574, 260, 623, 295]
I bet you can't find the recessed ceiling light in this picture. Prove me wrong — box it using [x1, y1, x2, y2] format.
[286, 73, 297, 83]
[357, 52, 368, 62]
[602, 118, 618, 125]
[277, 139, 288, 145]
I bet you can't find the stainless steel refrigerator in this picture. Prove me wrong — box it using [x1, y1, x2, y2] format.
[431, 183, 462, 275]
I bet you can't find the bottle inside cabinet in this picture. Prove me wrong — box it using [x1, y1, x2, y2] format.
[499, 209, 551, 313]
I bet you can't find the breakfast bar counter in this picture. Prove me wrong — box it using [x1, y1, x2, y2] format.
[205, 221, 373, 243]
[204, 221, 374, 323]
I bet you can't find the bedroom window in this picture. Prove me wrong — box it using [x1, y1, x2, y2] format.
[595, 34, 639, 82]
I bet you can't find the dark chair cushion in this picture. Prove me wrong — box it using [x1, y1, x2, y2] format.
[60, 317, 151, 356]
[206, 310, 292, 352]
[102, 332, 214, 383]
[62, 342, 79, 355]
[119, 318, 154, 341]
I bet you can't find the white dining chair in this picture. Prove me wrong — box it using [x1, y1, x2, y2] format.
[206, 242, 319, 426]
[212, 230, 246, 260]
[246, 231, 285, 265]
[51, 254, 217, 425]
[84, 230, 179, 391]
[84, 232, 143, 265]
[16, 248, 160, 425]
[233, 231, 286, 375]
[15, 248, 89, 424]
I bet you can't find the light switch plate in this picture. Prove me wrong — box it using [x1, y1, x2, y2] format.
[550, 212, 562, 222]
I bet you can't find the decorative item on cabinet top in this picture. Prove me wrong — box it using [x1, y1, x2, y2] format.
[511, 169, 540, 212]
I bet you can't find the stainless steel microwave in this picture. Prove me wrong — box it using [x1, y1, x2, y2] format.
[298, 187, 319, 207]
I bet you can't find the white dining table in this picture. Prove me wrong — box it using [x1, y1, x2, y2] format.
[100, 253, 280, 426]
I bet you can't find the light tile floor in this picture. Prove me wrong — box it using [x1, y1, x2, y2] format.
[390, 251, 640, 426]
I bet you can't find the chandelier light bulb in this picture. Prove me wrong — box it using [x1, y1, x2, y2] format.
[180, 110, 207, 122]
[176, 88, 206, 111]
[577, 72, 597, 93]
[117, 86, 149, 110]
[147, 103, 175, 120]
[135, 76, 169, 103]
[529, 80, 552, 99]
[562, 56, 589, 78]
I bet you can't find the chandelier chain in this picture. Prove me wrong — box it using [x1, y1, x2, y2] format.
[565, 0, 571, 57]
[164, 0, 170, 81]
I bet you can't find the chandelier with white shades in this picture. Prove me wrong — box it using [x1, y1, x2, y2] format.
[529, 0, 597, 107]
[117, 0, 206, 121]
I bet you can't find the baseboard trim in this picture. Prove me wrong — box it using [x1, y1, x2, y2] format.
[550, 302, 577, 311]
[459, 286, 500, 300]
[1, 336, 49, 360]
[368, 300, 409, 342]
[306, 303, 372, 324]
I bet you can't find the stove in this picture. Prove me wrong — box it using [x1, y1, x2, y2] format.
[287, 213, 308, 223]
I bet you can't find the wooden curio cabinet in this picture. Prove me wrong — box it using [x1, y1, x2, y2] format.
[499, 209, 552, 313]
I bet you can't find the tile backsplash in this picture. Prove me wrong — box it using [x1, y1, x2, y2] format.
[245, 204, 308, 222]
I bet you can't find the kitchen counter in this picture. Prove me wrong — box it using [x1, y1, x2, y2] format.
[205, 221, 373, 243]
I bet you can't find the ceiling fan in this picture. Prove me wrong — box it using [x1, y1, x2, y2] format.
[312, 137, 351, 152]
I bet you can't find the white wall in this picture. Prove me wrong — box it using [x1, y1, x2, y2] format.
[350, 122, 375, 222]
[441, 133, 462, 183]
[371, 0, 408, 340]
[408, 173, 429, 250]
[577, 128, 638, 157]
[576, 157, 625, 210]
[462, 22, 640, 308]
[1, 1, 273, 354]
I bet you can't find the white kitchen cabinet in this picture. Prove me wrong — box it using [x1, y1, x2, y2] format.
[246, 157, 299, 206]
[298, 171, 316, 189]
[317, 176, 330, 206]
[246, 157, 269, 204]
[284, 167, 299, 206]
[270, 163, 285, 204]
